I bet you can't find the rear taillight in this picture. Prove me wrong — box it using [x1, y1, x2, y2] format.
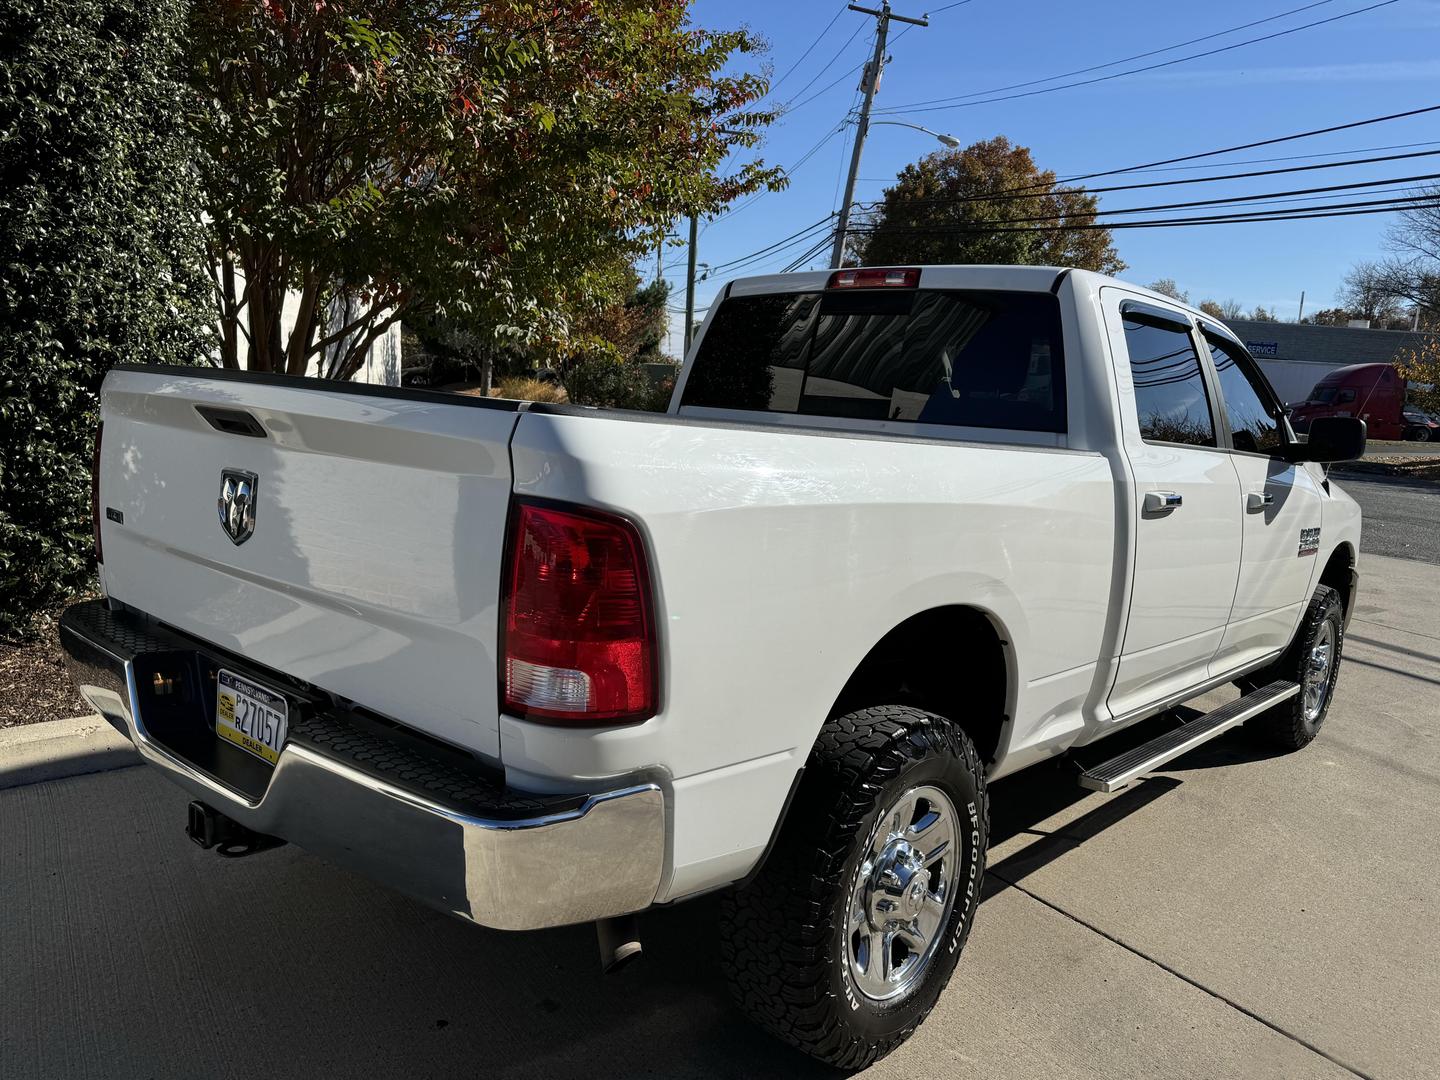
[91, 421, 104, 564]
[827, 267, 919, 289]
[501, 500, 657, 724]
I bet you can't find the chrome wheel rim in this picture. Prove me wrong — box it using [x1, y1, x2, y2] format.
[845, 785, 962, 1003]
[1303, 622, 1336, 722]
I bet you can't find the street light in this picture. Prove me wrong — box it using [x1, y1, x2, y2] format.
[868, 120, 960, 148]
[833, 112, 960, 267]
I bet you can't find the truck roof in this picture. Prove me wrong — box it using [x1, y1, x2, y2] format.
[723, 265, 1227, 328]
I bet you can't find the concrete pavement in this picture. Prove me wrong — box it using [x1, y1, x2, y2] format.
[3, 554, 1437, 1079]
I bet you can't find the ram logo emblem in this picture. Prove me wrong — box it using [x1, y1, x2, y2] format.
[218, 469, 258, 545]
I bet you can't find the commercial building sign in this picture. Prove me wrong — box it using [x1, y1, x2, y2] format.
[1246, 340, 1279, 357]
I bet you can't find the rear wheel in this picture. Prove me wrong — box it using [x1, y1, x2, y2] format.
[1413, 426, 1432, 442]
[1239, 585, 1345, 750]
[719, 705, 989, 1070]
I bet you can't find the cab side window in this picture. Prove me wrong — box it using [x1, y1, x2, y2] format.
[1205, 334, 1286, 454]
[1123, 311, 1216, 447]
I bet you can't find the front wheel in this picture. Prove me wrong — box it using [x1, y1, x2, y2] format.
[719, 705, 989, 1070]
[1240, 585, 1345, 750]
[1413, 426, 1432, 443]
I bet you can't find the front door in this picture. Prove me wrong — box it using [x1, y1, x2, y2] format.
[1201, 329, 1325, 675]
[1104, 294, 1242, 721]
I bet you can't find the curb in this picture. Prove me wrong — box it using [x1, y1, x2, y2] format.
[0, 715, 140, 791]
[1332, 458, 1440, 479]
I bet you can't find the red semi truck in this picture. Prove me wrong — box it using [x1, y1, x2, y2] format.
[1288, 363, 1437, 442]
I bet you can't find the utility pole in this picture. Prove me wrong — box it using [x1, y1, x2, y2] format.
[1297, 290, 1306, 322]
[684, 214, 698, 356]
[830, 1, 928, 269]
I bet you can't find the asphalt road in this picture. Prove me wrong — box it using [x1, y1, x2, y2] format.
[1336, 472, 1440, 563]
[4, 552, 1439, 1079]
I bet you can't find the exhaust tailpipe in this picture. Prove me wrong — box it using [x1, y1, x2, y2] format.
[595, 914, 643, 973]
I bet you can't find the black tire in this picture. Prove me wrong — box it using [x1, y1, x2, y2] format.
[1238, 585, 1345, 750]
[719, 705, 989, 1070]
[1415, 426, 1432, 443]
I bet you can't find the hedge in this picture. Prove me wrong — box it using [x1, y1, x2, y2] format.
[0, 0, 211, 635]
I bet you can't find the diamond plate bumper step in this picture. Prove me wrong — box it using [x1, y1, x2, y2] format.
[1079, 680, 1300, 793]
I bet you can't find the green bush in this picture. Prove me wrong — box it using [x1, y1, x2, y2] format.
[0, 0, 211, 636]
[564, 357, 655, 410]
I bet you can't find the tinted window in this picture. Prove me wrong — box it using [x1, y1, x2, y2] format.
[1336, 388, 1356, 404]
[1314, 386, 1338, 404]
[681, 289, 1066, 432]
[1206, 335, 1285, 454]
[1122, 313, 1215, 447]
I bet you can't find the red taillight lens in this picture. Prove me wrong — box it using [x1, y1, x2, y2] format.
[502, 500, 657, 724]
[827, 267, 919, 289]
[91, 420, 104, 564]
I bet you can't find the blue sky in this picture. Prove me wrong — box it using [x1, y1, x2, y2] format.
[658, 0, 1440, 353]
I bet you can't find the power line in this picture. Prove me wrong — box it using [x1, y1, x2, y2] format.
[785, 5, 931, 115]
[876, 0, 1343, 111]
[875, 0, 1400, 116]
[856, 147, 1440, 209]
[764, 5, 847, 100]
[1018, 139, 1440, 179]
[845, 192, 1440, 233]
[782, 234, 838, 272]
[777, 21, 867, 112]
[704, 123, 848, 230]
[726, 195, 1440, 279]
[703, 214, 838, 275]
[855, 183, 1440, 230]
[941, 104, 1440, 204]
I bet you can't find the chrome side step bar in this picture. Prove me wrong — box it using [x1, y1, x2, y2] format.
[1079, 680, 1300, 793]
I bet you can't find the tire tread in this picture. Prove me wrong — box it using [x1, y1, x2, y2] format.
[719, 705, 989, 1070]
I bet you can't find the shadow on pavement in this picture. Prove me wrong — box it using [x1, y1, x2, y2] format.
[4, 741, 1198, 1080]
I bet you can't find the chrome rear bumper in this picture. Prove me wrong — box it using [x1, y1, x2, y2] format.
[59, 600, 665, 931]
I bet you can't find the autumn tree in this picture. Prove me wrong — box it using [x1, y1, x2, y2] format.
[1250, 305, 1277, 322]
[1148, 279, 1188, 302]
[1198, 299, 1226, 319]
[1393, 337, 1440, 415]
[853, 137, 1124, 274]
[186, 1, 782, 379]
[1305, 308, 1353, 326]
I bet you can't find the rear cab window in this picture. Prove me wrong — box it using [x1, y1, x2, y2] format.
[1119, 305, 1216, 448]
[680, 286, 1067, 434]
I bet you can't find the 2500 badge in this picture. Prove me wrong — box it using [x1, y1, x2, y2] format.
[1298, 526, 1321, 557]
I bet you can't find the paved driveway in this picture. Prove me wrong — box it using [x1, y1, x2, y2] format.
[3, 554, 1437, 1079]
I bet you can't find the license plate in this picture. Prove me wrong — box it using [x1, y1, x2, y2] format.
[215, 669, 288, 765]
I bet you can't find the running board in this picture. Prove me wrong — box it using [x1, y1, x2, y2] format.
[1079, 680, 1300, 793]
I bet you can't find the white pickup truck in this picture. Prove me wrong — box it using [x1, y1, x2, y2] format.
[62, 265, 1365, 1068]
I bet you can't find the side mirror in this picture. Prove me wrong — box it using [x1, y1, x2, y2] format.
[1291, 415, 1366, 463]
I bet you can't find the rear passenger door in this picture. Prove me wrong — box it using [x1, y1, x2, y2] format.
[1104, 295, 1242, 722]
[1201, 329, 1324, 676]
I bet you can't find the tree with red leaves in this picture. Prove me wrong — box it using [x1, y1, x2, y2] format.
[187, 1, 782, 379]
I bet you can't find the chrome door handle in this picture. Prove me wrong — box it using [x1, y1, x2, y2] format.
[1247, 490, 1275, 511]
[1143, 491, 1183, 513]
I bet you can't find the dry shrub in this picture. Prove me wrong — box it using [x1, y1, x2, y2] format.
[492, 376, 569, 403]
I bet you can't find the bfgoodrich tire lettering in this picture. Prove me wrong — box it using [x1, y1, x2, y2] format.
[719, 705, 989, 1070]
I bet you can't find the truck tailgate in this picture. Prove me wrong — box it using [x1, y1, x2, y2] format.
[96, 367, 520, 762]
